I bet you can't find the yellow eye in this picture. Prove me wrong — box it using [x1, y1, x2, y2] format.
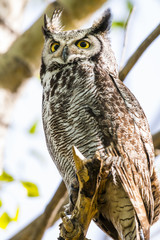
[76, 40, 90, 49]
[50, 42, 60, 52]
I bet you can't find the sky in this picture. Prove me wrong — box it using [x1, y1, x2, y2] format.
[0, 0, 160, 239]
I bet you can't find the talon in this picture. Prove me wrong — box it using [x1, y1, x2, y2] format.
[62, 216, 74, 233]
[64, 203, 72, 215]
[60, 212, 66, 219]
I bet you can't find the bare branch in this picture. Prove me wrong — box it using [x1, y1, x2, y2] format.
[119, 23, 160, 81]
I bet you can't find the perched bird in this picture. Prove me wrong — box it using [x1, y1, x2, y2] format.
[40, 9, 160, 240]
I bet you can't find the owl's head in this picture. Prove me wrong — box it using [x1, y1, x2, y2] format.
[41, 9, 113, 66]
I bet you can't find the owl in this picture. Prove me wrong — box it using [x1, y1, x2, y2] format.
[40, 9, 160, 240]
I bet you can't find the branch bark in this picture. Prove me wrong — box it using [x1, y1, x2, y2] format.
[119, 23, 160, 81]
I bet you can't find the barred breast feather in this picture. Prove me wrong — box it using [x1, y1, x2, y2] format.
[42, 60, 108, 187]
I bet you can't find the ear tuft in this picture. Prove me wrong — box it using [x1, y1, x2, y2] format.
[42, 9, 63, 37]
[51, 8, 63, 31]
[91, 9, 112, 34]
[42, 14, 52, 38]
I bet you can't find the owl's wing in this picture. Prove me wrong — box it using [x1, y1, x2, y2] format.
[113, 77, 160, 225]
[91, 72, 157, 236]
[114, 77, 155, 174]
[105, 75, 154, 218]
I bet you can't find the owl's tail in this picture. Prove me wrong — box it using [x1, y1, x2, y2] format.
[96, 174, 141, 240]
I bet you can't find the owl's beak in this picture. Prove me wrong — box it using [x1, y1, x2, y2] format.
[62, 46, 68, 62]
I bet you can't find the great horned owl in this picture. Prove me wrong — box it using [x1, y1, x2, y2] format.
[40, 9, 160, 240]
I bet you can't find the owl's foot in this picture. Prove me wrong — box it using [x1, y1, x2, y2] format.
[59, 211, 91, 240]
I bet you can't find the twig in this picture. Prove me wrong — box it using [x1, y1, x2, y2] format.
[119, 6, 135, 71]
[119, 23, 160, 81]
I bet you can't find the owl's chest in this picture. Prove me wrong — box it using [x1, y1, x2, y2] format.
[42, 64, 106, 160]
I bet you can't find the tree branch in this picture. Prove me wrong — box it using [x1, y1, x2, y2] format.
[119, 23, 160, 81]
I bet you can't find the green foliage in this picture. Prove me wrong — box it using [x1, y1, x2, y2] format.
[21, 181, 39, 197]
[127, 0, 134, 12]
[112, 0, 134, 30]
[29, 121, 38, 134]
[112, 21, 125, 29]
[0, 171, 39, 230]
[0, 208, 19, 229]
[0, 212, 10, 229]
[0, 171, 39, 197]
[12, 207, 19, 221]
[0, 171, 14, 182]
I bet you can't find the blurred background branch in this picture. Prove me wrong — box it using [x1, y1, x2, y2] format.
[119, 23, 160, 81]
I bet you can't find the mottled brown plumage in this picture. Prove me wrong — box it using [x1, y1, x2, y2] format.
[40, 9, 160, 239]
